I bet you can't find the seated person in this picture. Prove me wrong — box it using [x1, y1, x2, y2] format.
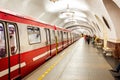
[110, 63, 120, 73]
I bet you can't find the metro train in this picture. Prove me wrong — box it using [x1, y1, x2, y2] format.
[0, 9, 80, 80]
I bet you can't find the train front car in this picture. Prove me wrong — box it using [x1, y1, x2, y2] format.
[0, 9, 80, 80]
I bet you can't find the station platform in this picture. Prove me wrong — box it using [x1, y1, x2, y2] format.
[23, 38, 114, 80]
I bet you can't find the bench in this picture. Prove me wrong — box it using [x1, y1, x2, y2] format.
[96, 43, 103, 49]
[103, 47, 114, 56]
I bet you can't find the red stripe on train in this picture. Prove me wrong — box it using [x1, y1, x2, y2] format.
[0, 41, 69, 80]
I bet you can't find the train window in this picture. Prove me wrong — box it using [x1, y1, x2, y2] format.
[51, 30, 55, 43]
[60, 31, 63, 42]
[0, 23, 6, 58]
[27, 26, 41, 44]
[57, 31, 60, 42]
[64, 32, 67, 40]
[52, 30, 55, 38]
[57, 31, 60, 36]
[67, 32, 68, 40]
[8, 24, 18, 55]
[70, 33, 72, 39]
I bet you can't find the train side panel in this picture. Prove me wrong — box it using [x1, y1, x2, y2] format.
[0, 10, 80, 80]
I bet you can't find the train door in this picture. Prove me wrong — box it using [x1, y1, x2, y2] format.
[7, 23, 20, 80]
[70, 33, 71, 44]
[60, 31, 64, 49]
[67, 32, 69, 45]
[0, 22, 20, 80]
[57, 31, 59, 47]
[45, 29, 51, 58]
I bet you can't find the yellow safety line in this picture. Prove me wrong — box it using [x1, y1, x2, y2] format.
[38, 52, 67, 80]
[38, 40, 77, 80]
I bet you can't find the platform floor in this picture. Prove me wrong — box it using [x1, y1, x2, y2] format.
[23, 38, 114, 80]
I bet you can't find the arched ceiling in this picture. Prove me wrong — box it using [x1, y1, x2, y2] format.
[0, 0, 120, 41]
[66, 25, 94, 35]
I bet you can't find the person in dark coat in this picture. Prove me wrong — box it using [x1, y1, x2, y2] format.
[86, 35, 91, 45]
[110, 63, 120, 73]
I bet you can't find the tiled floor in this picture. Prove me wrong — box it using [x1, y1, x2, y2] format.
[99, 49, 120, 80]
[23, 38, 115, 80]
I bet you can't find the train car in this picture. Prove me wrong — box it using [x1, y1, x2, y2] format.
[0, 9, 79, 80]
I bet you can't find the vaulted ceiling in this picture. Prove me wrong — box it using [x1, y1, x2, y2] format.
[0, 0, 120, 42]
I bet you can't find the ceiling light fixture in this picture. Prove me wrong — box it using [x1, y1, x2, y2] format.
[59, 4, 74, 19]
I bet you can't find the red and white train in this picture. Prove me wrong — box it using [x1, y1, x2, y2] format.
[0, 9, 80, 80]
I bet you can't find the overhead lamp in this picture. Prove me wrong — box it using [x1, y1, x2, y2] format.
[59, 4, 74, 18]
[59, 11, 74, 18]
[50, 0, 58, 3]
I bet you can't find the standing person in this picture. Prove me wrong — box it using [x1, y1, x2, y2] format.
[91, 35, 96, 44]
[86, 35, 90, 45]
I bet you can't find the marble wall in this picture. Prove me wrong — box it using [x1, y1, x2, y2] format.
[107, 41, 120, 58]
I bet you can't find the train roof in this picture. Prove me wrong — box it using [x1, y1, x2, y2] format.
[0, 8, 70, 32]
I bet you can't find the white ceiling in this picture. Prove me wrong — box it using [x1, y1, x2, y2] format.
[0, 0, 120, 41]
